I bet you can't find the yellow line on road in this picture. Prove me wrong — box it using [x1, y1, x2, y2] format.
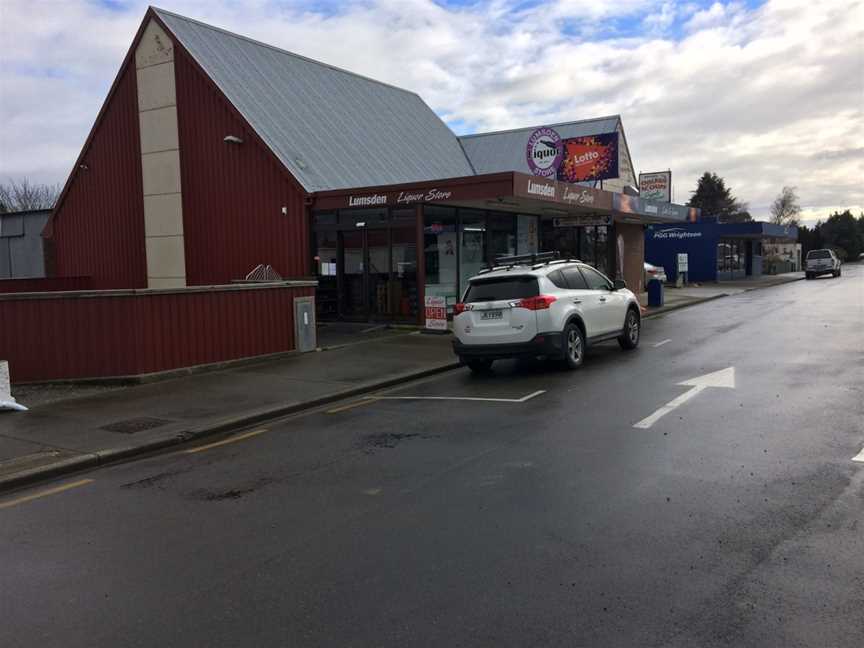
[184, 428, 268, 454]
[0, 478, 94, 510]
[326, 398, 379, 414]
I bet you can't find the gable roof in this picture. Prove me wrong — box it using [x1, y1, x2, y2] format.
[153, 8, 474, 192]
[458, 115, 626, 176]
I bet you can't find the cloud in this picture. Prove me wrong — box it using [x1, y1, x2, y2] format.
[0, 0, 861, 222]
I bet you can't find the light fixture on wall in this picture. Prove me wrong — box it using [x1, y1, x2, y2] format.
[223, 135, 244, 144]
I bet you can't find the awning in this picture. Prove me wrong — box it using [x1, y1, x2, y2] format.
[311, 171, 698, 224]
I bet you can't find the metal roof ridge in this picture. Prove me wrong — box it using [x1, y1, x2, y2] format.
[458, 115, 622, 139]
[150, 6, 424, 99]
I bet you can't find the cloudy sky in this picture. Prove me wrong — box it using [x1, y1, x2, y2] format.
[1, 0, 861, 224]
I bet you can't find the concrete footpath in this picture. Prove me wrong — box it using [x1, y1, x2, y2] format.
[0, 331, 457, 492]
[639, 271, 804, 315]
[0, 271, 804, 492]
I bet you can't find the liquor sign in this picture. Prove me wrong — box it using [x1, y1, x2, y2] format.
[639, 171, 671, 202]
[557, 132, 619, 183]
[424, 296, 448, 331]
[526, 127, 564, 178]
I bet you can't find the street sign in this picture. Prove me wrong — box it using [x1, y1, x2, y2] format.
[424, 296, 447, 331]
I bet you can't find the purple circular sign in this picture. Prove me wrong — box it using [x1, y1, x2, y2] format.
[526, 127, 563, 178]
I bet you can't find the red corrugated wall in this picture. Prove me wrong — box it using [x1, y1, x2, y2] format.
[48, 62, 147, 289]
[0, 284, 313, 382]
[174, 48, 311, 285]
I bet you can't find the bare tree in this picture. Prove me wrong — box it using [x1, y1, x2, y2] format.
[0, 178, 61, 213]
[770, 186, 801, 225]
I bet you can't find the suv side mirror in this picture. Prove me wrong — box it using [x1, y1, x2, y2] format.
[613, 279, 627, 290]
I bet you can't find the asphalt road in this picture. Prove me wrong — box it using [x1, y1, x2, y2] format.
[3, 266, 863, 648]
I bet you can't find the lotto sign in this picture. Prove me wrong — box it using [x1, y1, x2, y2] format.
[424, 296, 448, 331]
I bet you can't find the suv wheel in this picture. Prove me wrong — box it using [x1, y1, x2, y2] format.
[619, 309, 640, 350]
[562, 323, 585, 369]
[465, 358, 493, 374]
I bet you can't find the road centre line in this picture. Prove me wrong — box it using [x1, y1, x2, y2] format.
[374, 390, 546, 403]
[0, 478, 94, 510]
[653, 339, 672, 347]
[184, 428, 268, 454]
[853, 447, 864, 463]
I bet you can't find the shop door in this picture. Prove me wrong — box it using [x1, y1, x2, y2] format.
[338, 225, 399, 320]
[340, 229, 366, 318]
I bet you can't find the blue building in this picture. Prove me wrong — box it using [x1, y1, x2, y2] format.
[645, 221, 798, 282]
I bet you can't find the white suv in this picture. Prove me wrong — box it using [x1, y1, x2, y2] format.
[452, 256, 642, 372]
[805, 249, 841, 279]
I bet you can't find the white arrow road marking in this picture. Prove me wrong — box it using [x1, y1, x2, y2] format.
[375, 390, 546, 403]
[634, 367, 735, 429]
[853, 447, 864, 463]
[653, 339, 672, 348]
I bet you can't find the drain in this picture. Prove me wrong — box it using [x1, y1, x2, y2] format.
[101, 417, 170, 434]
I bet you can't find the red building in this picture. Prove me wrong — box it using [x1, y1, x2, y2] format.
[2, 7, 698, 382]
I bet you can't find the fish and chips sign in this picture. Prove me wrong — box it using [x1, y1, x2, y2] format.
[639, 171, 672, 203]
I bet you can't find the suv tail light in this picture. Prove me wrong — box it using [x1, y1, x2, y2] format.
[516, 295, 557, 310]
[454, 303, 466, 315]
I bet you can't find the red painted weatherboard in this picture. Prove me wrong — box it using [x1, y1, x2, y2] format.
[0, 284, 313, 383]
[174, 48, 311, 285]
[48, 61, 147, 289]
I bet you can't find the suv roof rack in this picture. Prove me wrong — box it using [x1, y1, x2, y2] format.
[477, 252, 583, 275]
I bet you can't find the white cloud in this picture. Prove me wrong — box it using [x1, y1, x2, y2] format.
[0, 0, 861, 222]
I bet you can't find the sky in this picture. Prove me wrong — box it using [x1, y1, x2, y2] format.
[0, 0, 861, 225]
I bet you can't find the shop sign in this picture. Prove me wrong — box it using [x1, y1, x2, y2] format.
[424, 295, 448, 331]
[677, 253, 689, 272]
[553, 215, 611, 227]
[526, 179, 556, 199]
[557, 132, 619, 183]
[561, 186, 600, 207]
[639, 171, 672, 202]
[348, 194, 387, 207]
[652, 227, 702, 240]
[396, 188, 453, 204]
[526, 127, 564, 178]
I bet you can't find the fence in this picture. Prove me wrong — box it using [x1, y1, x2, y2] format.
[0, 281, 315, 383]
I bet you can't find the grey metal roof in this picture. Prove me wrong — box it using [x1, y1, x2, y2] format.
[459, 116, 623, 175]
[154, 8, 474, 192]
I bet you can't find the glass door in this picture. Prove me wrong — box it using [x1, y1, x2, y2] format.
[341, 229, 366, 318]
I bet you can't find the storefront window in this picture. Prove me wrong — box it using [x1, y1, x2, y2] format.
[390, 209, 418, 319]
[424, 206, 459, 307]
[487, 212, 515, 264]
[459, 210, 486, 297]
[517, 215, 539, 255]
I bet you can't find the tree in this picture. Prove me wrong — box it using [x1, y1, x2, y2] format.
[687, 172, 751, 223]
[0, 178, 60, 213]
[819, 210, 862, 261]
[770, 186, 801, 225]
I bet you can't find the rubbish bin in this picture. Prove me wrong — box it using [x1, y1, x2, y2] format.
[647, 278, 664, 307]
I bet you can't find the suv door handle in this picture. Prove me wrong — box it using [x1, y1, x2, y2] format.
[599, 297, 607, 302]
[572, 299, 582, 304]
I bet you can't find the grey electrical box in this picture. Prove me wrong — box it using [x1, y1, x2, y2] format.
[294, 297, 317, 353]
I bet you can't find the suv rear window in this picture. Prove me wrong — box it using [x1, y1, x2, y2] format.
[807, 250, 831, 259]
[463, 276, 539, 303]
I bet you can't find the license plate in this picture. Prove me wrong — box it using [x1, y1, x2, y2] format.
[481, 310, 503, 320]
